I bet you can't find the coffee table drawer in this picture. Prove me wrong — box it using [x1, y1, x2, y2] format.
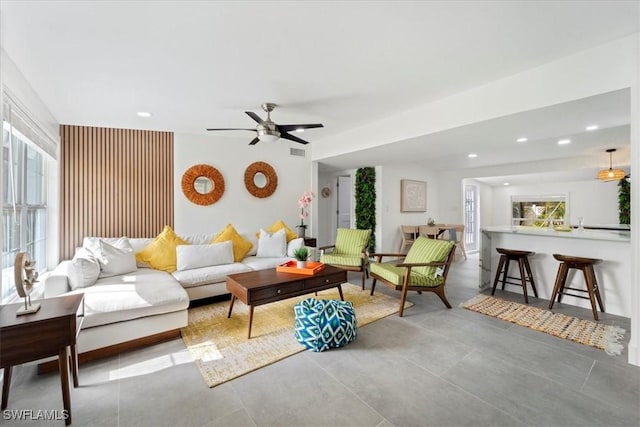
[251, 281, 304, 301]
[305, 272, 346, 288]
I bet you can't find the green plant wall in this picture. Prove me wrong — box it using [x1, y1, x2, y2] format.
[355, 167, 376, 253]
[618, 176, 630, 224]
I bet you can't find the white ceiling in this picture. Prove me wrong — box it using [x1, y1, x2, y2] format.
[1, 1, 638, 177]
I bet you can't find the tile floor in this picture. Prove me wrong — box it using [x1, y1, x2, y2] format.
[3, 253, 639, 426]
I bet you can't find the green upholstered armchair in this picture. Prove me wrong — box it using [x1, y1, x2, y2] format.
[319, 228, 372, 290]
[370, 236, 455, 316]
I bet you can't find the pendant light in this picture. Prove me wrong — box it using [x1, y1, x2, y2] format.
[597, 148, 626, 181]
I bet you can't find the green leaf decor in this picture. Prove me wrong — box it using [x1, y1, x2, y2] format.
[355, 167, 376, 253]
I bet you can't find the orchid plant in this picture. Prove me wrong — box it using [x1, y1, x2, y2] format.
[297, 190, 315, 227]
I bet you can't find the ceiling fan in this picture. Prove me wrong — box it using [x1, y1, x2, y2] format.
[206, 103, 323, 145]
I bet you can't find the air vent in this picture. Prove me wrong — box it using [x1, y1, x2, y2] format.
[290, 148, 306, 157]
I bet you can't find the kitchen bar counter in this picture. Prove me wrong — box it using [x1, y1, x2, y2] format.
[480, 226, 631, 317]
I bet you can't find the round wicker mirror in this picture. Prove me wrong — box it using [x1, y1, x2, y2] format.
[244, 161, 278, 198]
[181, 164, 225, 205]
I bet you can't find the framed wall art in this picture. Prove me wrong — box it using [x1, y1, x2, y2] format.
[400, 179, 427, 212]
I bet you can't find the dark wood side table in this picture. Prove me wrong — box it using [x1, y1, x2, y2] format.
[303, 237, 317, 248]
[1, 294, 84, 425]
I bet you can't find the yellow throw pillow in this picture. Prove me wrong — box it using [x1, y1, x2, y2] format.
[213, 224, 253, 262]
[135, 225, 188, 273]
[260, 220, 298, 242]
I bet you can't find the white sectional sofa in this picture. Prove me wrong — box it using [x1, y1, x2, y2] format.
[43, 227, 305, 358]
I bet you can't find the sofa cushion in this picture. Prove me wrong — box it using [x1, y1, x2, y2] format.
[128, 237, 154, 267]
[96, 239, 138, 278]
[286, 238, 304, 257]
[176, 241, 234, 271]
[67, 247, 101, 290]
[213, 224, 253, 262]
[256, 228, 287, 258]
[404, 237, 454, 278]
[68, 268, 189, 329]
[135, 225, 188, 273]
[243, 233, 259, 256]
[182, 233, 216, 245]
[241, 256, 291, 271]
[262, 219, 298, 242]
[172, 262, 252, 288]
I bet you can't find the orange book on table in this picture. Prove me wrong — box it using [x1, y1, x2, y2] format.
[276, 261, 325, 275]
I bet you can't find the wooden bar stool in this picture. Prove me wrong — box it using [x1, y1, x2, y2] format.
[491, 248, 538, 303]
[549, 254, 604, 320]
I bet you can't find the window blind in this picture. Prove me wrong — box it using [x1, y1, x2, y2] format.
[2, 89, 58, 159]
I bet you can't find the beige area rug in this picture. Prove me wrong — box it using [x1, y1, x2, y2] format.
[461, 294, 626, 355]
[181, 283, 412, 387]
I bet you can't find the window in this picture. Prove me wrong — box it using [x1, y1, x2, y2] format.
[2, 119, 50, 303]
[511, 195, 567, 227]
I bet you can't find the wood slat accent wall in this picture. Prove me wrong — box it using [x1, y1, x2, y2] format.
[59, 125, 174, 259]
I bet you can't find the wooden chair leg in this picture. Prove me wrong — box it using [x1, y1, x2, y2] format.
[549, 263, 568, 308]
[361, 270, 366, 290]
[491, 255, 506, 295]
[588, 265, 605, 313]
[556, 264, 569, 304]
[501, 258, 510, 290]
[581, 267, 599, 321]
[524, 257, 538, 297]
[398, 285, 409, 317]
[370, 278, 377, 296]
[432, 286, 452, 309]
[518, 259, 529, 304]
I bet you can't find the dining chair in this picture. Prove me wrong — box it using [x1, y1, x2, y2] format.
[398, 225, 419, 253]
[418, 225, 440, 239]
[452, 224, 467, 260]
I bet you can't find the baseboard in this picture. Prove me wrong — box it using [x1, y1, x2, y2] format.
[37, 329, 181, 374]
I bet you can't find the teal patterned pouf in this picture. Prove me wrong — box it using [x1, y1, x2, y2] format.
[294, 298, 357, 352]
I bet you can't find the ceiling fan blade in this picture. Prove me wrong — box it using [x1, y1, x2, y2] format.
[245, 111, 265, 124]
[280, 132, 309, 145]
[278, 123, 324, 132]
[249, 137, 260, 145]
[206, 128, 255, 131]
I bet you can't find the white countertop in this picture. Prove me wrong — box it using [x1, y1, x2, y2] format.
[482, 225, 630, 242]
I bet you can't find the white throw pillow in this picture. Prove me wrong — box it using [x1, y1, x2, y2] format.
[256, 228, 287, 258]
[176, 241, 234, 271]
[286, 238, 305, 257]
[67, 247, 100, 290]
[95, 238, 137, 278]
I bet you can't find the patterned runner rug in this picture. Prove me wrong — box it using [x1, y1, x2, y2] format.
[181, 283, 412, 387]
[461, 294, 626, 355]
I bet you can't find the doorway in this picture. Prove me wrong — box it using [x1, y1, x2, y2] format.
[464, 184, 479, 252]
[337, 175, 351, 229]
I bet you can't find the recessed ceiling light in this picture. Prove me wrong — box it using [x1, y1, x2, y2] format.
[295, 128, 304, 133]
[557, 139, 571, 145]
[468, 153, 478, 158]
[503, 182, 510, 186]
[586, 125, 599, 131]
[137, 111, 152, 118]
[516, 137, 528, 143]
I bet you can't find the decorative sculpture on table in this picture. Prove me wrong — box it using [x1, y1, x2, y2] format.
[14, 252, 41, 315]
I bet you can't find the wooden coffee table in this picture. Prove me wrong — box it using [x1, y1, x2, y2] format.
[226, 265, 347, 338]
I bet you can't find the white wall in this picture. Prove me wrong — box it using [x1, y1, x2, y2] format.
[174, 133, 312, 236]
[378, 163, 440, 252]
[490, 179, 620, 227]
